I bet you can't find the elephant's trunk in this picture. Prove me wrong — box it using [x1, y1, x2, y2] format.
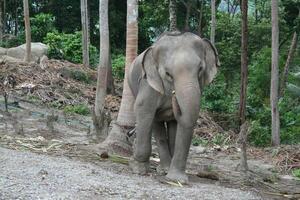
[173, 77, 200, 128]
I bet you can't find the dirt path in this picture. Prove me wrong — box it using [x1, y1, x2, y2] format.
[0, 147, 262, 200]
[0, 98, 298, 200]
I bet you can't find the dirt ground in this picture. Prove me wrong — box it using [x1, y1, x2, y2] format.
[0, 61, 299, 200]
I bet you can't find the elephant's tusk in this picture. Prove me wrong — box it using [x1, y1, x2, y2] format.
[172, 90, 175, 95]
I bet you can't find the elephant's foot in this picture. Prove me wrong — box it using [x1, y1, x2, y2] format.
[156, 164, 169, 175]
[129, 158, 150, 175]
[166, 169, 189, 184]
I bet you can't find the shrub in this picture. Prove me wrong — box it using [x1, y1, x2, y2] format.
[292, 169, 300, 179]
[0, 35, 24, 48]
[31, 13, 56, 42]
[112, 54, 125, 79]
[44, 31, 99, 68]
[64, 104, 90, 116]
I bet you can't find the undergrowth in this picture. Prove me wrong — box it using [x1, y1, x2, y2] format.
[63, 104, 90, 116]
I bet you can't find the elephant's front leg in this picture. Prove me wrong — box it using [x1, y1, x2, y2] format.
[130, 89, 158, 175]
[166, 125, 193, 184]
[153, 122, 171, 175]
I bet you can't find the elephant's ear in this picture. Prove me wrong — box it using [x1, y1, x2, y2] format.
[202, 38, 220, 85]
[140, 47, 164, 95]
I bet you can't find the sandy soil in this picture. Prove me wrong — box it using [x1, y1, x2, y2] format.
[0, 147, 262, 200]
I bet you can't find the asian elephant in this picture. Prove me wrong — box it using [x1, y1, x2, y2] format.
[127, 32, 220, 183]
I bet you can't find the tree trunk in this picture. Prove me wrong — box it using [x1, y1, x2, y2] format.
[169, 0, 177, 31]
[15, 0, 18, 36]
[0, 0, 3, 43]
[237, 122, 249, 172]
[101, 0, 138, 156]
[210, 0, 216, 44]
[254, 0, 258, 23]
[197, 0, 204, 36]
[184, 0, 191, 31]
[93, 0, 112, 138]
[239, 0, 248, 126]
[3, 0, 5, 34]
[105, 0, 115, 94]
[280, 10, 299, 97]
[23, 0, 31, 62]
[271, 0, 280, 146]
[81, 0, 90, 68]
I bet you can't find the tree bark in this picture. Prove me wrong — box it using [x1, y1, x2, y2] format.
[197, 0, 204, 36]
[81, 0, 90, 67]
[15, 0, 18, 36]
[184, 0, 191, 31]
[23, 0, 31, 62]
[0, 0, 3, 43]
[271, 0, 280, 146]
[169, 0, 177, 31]
[93, 0, 111, 138]
[239, 0, 248, 126]
[237, 122, 249, 172]
[280, 31, 298, 97]
[3, 0, 5, 34]
[101, 0, 138, 156]
[210, 0, 216, 44]
[254, 0, 258, 23]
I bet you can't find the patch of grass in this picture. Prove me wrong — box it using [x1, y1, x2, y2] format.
[292, 169, 300, 179]
[192, 137, 209, 146]
[28, 95, 40, 102]
[63, 104, 90, 116]
[192, 133, 229, 147]
[49, 101, 62, 109]
[70, 70, 90, 84]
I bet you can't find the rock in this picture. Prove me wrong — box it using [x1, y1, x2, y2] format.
[0, 55, 23, 64]
[191, 145, 206, 154]
[280, 175, 298, 181]
[39, 55, 48, 69]
[0, 47, 7, 56]
[7, 42, 48, 62]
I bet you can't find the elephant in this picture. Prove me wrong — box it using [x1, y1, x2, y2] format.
[127, 31, 220, 183]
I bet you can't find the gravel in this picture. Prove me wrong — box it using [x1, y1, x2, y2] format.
[0, 147, 262, 200]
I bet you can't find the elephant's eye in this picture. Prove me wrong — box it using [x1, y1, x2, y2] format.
[166, 72, 173, 81]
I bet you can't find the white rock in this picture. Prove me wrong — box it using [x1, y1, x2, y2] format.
[7, 43, 48, 62]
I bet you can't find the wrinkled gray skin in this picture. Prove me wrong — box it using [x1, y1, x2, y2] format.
[127, 32, 220, 183]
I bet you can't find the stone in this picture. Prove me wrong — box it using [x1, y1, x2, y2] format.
[0, 47, 7, 56]
[39, 55, 48, 69]
[7, 43, 48, 62]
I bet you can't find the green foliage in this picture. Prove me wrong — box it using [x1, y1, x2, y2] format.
[0, 35, 24, 48]
[248, 47, 272, 108]
[201, 77, 238, 113]
[64, 104, 90, 116]
[112, 54, 125, 79]
[70, 70, 91, 84]
[31, 13, 56, 42]
[192, 133, 230, 147]
[44, 31, 99, 67]
[292, 169, 300, 179]
[249, 110, 272, 147]
[287, 71, 300, 97]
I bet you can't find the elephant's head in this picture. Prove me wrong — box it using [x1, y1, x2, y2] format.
[139, 32, 220, 127]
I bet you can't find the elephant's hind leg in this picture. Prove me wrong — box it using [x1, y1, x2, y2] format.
[153, 122, 171, 175]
